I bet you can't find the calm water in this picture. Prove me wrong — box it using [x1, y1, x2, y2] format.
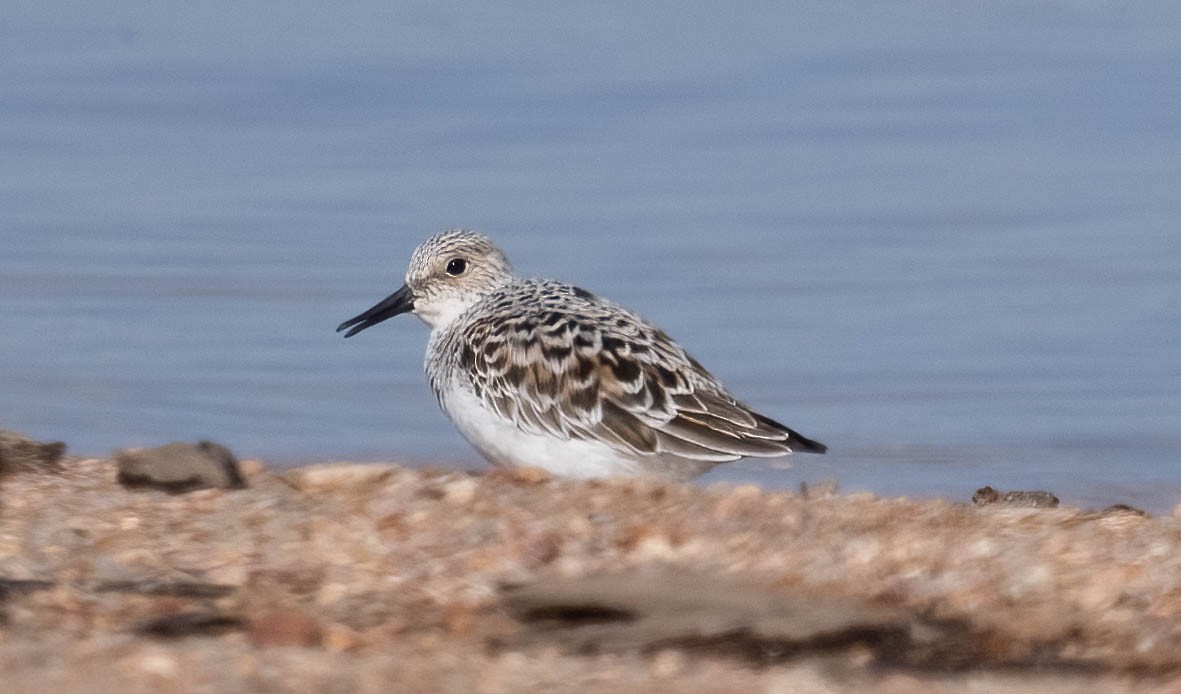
[2, 3, 1179, 510]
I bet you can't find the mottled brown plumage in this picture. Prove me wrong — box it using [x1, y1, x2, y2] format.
[340, 229, 825, 480]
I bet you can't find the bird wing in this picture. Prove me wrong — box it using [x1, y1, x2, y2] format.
[456, 284, 824, 463]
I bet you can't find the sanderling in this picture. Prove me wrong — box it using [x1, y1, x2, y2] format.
[338, 229, 826, 480]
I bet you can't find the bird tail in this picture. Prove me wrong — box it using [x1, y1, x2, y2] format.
[752, 412, 828, 454]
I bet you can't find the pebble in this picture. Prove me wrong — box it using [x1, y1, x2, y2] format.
[630, 533, 678, 561]
[124, 648, 179, 678]
[650, 649, 686, 678]
[442, 477, 478, 505]
[323, 623, 362, 652]
[287, 463, 400, 491]
[0, 428, 66, 474]
[486, 466, 551, 485]
[115, 441, 245, 493]
[206, 563, 249, 587]
[316, 582, 351, 606]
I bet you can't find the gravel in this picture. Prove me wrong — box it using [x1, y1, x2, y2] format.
[2, 445, 1181, 692]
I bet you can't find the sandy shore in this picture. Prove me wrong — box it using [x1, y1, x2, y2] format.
[3, 437, 1181, 692]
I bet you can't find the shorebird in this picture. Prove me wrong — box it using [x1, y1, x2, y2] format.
[338, 230, 825, 480]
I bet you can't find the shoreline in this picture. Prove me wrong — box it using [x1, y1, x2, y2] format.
[3, 436, 1181, 691]
[30, 444, 1180, 517]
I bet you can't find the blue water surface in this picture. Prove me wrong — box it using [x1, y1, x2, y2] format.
[2, 2, 1179, 509]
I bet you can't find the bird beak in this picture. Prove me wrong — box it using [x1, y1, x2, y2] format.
[337, 284, 416, 338]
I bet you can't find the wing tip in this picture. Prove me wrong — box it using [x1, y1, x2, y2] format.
[788, 431, 827, 454]
[751, 412, 827, 454]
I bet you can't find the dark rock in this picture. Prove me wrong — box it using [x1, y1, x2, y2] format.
[0, 428, 66, 475]
[94, 580, 236, 598]
[135, 611, 244, 638]
[496, 574, 1118, 673]
[1100, 504, 1149, 518]
[498, 574, 965, 667]
[0, 578, 56, 600]
[0, 579, 55, 625]
[115, 441, 246, 493]
[972, 486, 1060, 508]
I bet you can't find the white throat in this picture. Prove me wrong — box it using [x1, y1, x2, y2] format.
[414, 292, 478, 330]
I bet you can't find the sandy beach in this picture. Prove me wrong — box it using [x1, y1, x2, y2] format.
[3, 432, 1181, 693]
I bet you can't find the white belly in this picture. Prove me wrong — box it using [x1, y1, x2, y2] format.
[439, 385, 642, 478]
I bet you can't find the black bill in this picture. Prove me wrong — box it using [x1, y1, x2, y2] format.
[336, 284, 415, 338]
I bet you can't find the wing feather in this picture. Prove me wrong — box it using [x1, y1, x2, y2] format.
[455, 281, 824, 465]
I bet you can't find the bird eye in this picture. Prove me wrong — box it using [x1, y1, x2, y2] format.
[445, 258, 468, 276]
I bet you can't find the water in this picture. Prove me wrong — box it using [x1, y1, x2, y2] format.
[3, 2, 1179, 510]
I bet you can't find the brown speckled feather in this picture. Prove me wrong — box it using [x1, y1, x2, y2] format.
[431, 279, 826, 467]
[342, 229, 825, 480]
